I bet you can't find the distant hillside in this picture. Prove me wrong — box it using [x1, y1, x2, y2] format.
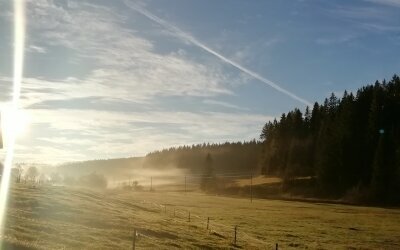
[143, 140, 263, 174]
[55, 141, 263, 179]
[57, 157, 144, 179]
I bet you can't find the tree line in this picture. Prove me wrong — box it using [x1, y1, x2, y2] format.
[0, 163, 108, 189]
[143, 141, 262, 174]
[260, 75, 400, 203]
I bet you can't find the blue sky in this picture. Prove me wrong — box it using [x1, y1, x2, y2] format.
[0, 0, 399, 164]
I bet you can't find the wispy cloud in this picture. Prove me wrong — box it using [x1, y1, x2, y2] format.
[328, 3, 400, 34]
[10, 108, 273, 164]
[316, 34, 358, 45]
[365, 0, 400, 8]
[26, 45, 46, 54]
[0, 0, 278, 164]
[123, 0, 311, 106]
[24, 0, 232, 101]
[203, 99, 249, 111]
[1, 0, 395, 164]
[0, 0, 233, 164]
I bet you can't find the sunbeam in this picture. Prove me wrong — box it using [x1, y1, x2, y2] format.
[0, 0, 26, 234]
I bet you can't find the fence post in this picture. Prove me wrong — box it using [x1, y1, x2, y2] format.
[250, 174, 253, 203]
[132, 228, 136, 250]
[150, 176, 153, 191]
[276, 243, 278, 250]
[164, 205, 166, 214]
[234, 226, 237, 245]
[188, 211, 191, 222]
[207, 217, 210, 230]
[184, 175, 187, 194]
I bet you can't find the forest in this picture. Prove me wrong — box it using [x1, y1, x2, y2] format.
[143, 141, 262, 174]
[141, 75, 400, 203]
[260, 75, 400, 203]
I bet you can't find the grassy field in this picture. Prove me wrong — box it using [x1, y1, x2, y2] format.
[235, 176, 282, 187]
[1, 184, 400, 249]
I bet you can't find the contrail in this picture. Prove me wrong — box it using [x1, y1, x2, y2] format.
[0, 0, 25, 233]
[123, 1, 311, 106]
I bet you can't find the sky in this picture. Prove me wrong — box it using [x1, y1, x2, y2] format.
[0, 0, 399, 164]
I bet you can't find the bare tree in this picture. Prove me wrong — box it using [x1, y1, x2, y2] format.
[26, 166, 39, 183]
[50, 172, 62, 184]
[12, 164, 23, 183]
[39, 173, 48, 185]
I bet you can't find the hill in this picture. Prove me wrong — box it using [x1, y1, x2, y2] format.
[57, 157, 144, 179]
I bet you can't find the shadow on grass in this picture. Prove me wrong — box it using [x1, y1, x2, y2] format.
[1, 241, 33, 250]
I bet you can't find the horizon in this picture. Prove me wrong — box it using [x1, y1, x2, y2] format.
[0, 0, 399, 164]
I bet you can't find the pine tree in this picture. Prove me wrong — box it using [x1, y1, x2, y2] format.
[201, 153, 216, 191]
[371, 131, 397, 202]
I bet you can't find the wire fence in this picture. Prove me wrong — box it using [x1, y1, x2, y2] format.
[112, 171, 265, 192]
[122, 185, 280, 249]
[9, 172, 282, 248]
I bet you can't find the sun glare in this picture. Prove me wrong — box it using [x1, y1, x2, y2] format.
[0, 0, 26, 235]
[1, 106, 30, 142]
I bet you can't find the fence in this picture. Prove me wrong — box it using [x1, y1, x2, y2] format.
[124, 188, 281, 249]
[113, 171, 269, 201]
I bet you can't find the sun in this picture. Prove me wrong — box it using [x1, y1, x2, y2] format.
[1, 105, 30, 144]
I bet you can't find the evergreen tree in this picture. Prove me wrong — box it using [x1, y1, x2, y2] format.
[259, 74, 400, 202]
[201, 153, 216, 191]
[371, 131, 397, 202]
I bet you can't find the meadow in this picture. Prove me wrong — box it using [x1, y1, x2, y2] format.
[1, 184, 400, 249]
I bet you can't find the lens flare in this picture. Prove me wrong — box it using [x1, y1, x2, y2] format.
[1, 107, 30, 141]
[0, 0, 26, 234]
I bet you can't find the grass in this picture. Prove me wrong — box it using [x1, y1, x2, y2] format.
[2, 184, 400, 249]
[235, 176, 282, 187]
